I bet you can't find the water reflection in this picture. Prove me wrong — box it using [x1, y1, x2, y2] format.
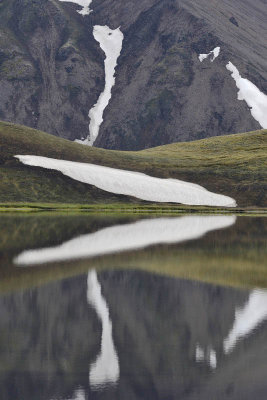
[87, 270, 119, 390]
[1, 269, 267, 400]
[224, 289, 267, 354]
[14, 216, 236, 265]
[195, 344, 217, 369]
[0, 215, 266, 399]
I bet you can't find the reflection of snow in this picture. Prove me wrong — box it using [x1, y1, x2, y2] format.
[76, 26, 124, 146]
[72, 388, 86, 399]
[195, 344, 217, 369]
[15, 155, 236, 207]
[51, 387, 86, 400]
[14, 215, 236, 265]
[226, 62, 267, 128]
[198, 47, 220, 62]
[196, 344, 205, 361]
[224, 289, 267, 354]
[58, 0, 93, 15]
[209, 349, 217, 369]
[195, 289, 267, 370]
[87, 270, 120, 389]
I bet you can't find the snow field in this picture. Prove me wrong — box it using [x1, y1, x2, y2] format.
[15, 155, 237, 207]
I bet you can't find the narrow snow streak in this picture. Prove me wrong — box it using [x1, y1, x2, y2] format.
[87, 270, 120, 389]
[224, 289, 267, 354]
[14, 216, 236, 265]
[77, 26, 124, 146]
[226, 62, 267, 128]
[15, 155, 236, 207]
[58, 0, 93, 15]
[198, 47, 220, 62]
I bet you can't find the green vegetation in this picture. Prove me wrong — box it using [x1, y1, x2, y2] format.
[0, 121, 266, 207]
[0, 214, 266, 293]
[0, 203, 266, 216]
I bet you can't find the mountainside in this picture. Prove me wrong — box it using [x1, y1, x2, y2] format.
[94, 0, 267, 149]
[0, 121, 266, 207]
[0, 0, 266, 149]
[0, 0, 104, 141]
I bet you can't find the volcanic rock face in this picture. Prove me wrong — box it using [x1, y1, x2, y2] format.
[0, 0, 266, 148]
[0, 0, 104, 140]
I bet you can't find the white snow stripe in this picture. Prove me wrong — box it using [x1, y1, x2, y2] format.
[58, 0, 92, 15]
[88, 270, 119, 389]
[226, 62, 267, 128]
[14, 215, 236, 265]
[15, 155, 237, 207]
[76, 26, 124, 146]
[198, 47, 220, 63]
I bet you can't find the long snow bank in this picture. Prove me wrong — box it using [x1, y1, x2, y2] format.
[226, 62, 267, 128]
[15, 155, 236, 207]
[88, 270, 119, 389]
[77, 26, 124, 146]
[198, 47, 220, 62]
[14, 215, 236, 265]
[58, 0, 92, 15]
[224, 289, 267, 354]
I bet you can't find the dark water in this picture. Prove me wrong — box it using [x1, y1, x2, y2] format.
[0, 214, 266, 400]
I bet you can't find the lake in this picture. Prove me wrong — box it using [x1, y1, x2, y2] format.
[0, 213, 266, 399]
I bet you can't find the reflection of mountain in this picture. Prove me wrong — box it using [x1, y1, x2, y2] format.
[15, 216, 236, 265]
[1, 270, 267, 399]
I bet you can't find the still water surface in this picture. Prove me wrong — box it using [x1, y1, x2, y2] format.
[0, 214, 266, 399]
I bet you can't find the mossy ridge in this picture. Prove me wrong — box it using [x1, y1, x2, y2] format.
[0, 121, 266, 207]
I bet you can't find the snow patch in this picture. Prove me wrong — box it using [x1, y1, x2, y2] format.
[14, 215, 236, 265]
[224, 289, 267, 354]
[226, 62, 267, 128]
[198, 47, 220, 63]
[76, 26, 124, 146]
[58, 0, 93, 15]
[15, 155, 237, 207]
[88, 270, 119, 389]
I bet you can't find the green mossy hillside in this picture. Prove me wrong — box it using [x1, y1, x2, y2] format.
[0, 121, 266, 207]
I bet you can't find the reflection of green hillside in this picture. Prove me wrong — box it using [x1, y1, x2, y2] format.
[0, 215, 266, 293]
[0, 121, 266, 206]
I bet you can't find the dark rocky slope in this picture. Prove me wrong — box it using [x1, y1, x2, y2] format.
[0, 0, 266, 148]
[93, 0, 266, 149]
[0, 0, 104, 140]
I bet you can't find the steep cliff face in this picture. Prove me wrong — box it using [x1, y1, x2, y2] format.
[93, 0, 266, 149]
[0, 0, 266, 148]
[0, 0, 104, 140]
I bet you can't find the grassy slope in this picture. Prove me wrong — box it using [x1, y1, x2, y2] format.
[0, 121, 266, 207]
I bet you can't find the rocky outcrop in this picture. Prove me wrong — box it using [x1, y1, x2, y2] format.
[0, 0, 266, 148]
[0, 0, 104, 140]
